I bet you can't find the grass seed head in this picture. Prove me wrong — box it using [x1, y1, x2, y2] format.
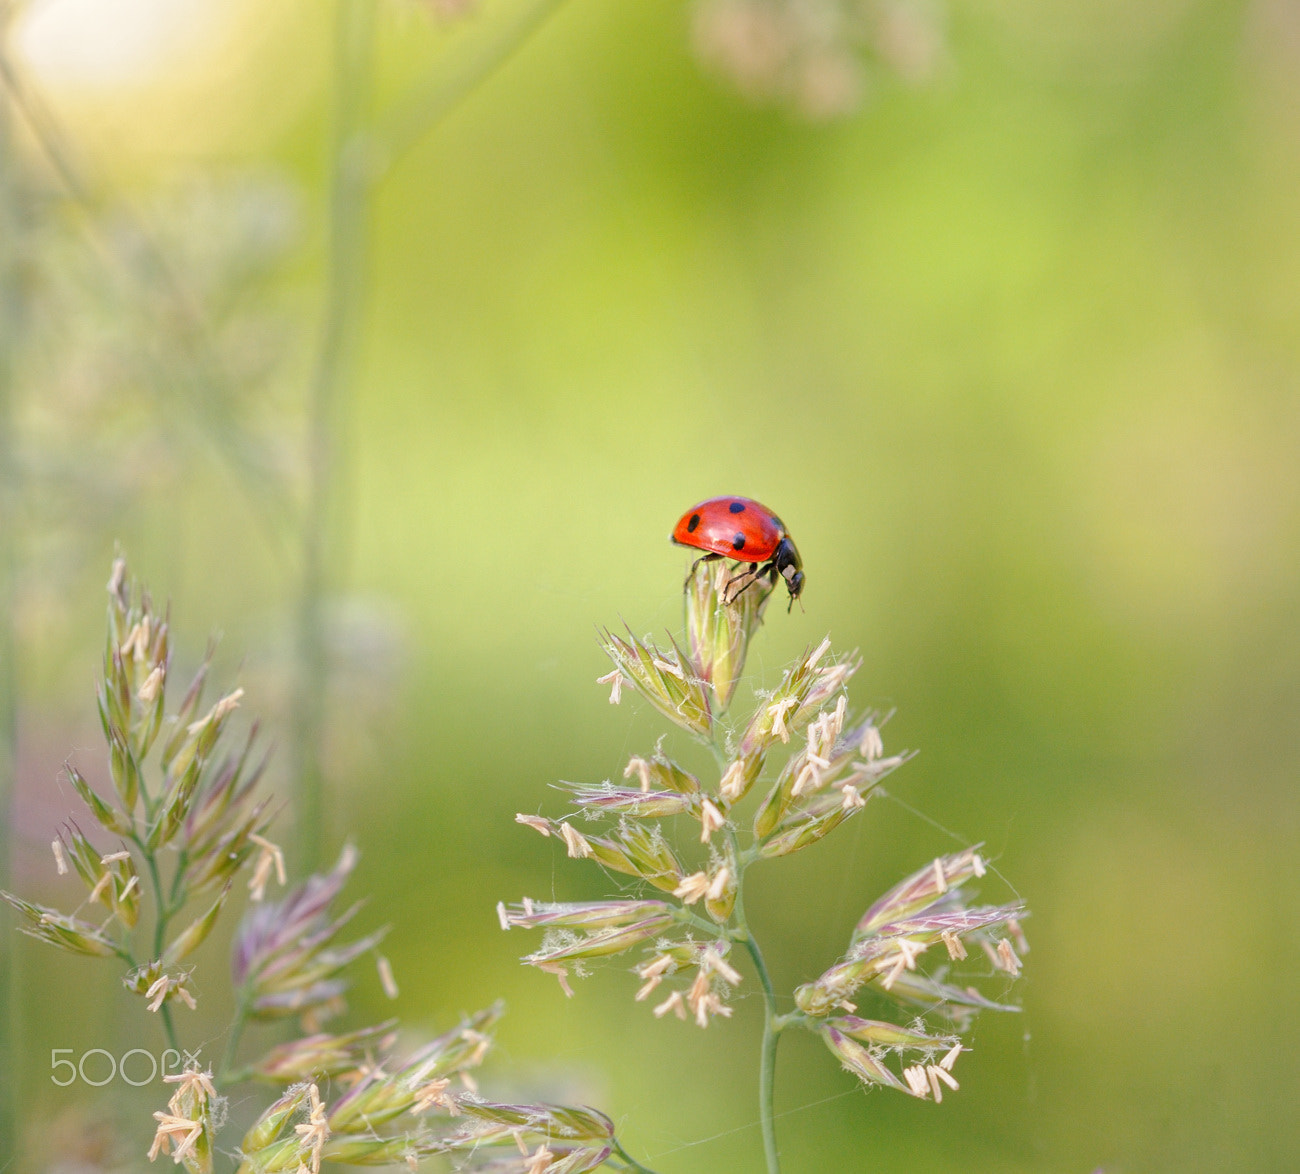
[684, 557, 773, 710]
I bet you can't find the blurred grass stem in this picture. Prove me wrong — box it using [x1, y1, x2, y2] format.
[376, 0, 571, 171]
[293, 0, 377, 873]
[218, 996, 250, 1085]
[294, 0, 571, 873]
[0, 9, 25, 1151]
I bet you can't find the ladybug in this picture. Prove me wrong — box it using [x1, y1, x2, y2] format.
[671, 496, 804, 607]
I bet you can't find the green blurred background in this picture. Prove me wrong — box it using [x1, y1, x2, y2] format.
[3, 0, 1299, 1169]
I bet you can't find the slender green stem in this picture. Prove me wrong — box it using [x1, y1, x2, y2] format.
[158, 1003, 179, 1056]
[293, 0, 376, 874]
[706, 671, 784, 1171]
[152, 903, 168, 960]
[670, 904, 722, 937]
[138, 841, 170, 958]
[610, 1137, 660, 1174]
[137, 771, 156, 825]
[739, 931, 782, 1174]
[372, 0, 570, 172]
[293, 0, 572, 874]
[168, 848, 188, 908]
[726, 821, 782, 1174]
[134, 834, 181, 1054]
[218, 997, 249, 1087]
[771, 1010, 808, 1033]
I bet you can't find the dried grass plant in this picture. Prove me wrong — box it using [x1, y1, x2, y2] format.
[502, 558, 1027, 1173]
[2, 559, 657, 1173]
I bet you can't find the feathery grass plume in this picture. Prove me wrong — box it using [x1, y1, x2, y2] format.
[0, 558, 296, 1048]
[148, 1066, 222, 1173]
[794, 847, 1024, 1016]
[685, 557, 774, 707]
[504, 551, 1029, 1171]
[598, 627, 712, 737]
[66, 763, 133, 834]
[558, 748, 702, 819]
[561, 783, 699, 819]
[249, 1020, 399, 1084]
[235, 1083, 313, 1170]
[441, 1100, 615, 1170]
[323, 1010, 497, 1135]
[0, 891, 120, 956]
[691, 0, 947, 120]
[234, 1006, 623, 1173]
[499, 899, 677, 933]
[231, 843, 387, 1022]
[501, 900, 679, 997]
[513, 814, 684, 893]
[125, 959, 200, 1013]
[752, 708, 900, 837]
[7, 558, 659, 1174]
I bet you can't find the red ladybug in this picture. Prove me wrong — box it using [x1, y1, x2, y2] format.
[671, 496, 804, 607]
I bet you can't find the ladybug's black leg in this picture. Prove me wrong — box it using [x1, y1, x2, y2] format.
[724, 562, 767, 603]
[683, 552, 724, 591]
[725, 574, 752, 603]
[741, 563, 782, 611]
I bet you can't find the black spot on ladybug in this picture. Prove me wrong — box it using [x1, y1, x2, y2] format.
[729, 501, 746, 514]
[687, 514, 701, 533]
[732, 533, 746, 551]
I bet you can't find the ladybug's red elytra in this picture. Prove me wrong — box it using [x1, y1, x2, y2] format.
[671, 496, 804, 607]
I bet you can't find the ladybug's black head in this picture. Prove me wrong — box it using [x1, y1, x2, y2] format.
[772, 536, 804, 607]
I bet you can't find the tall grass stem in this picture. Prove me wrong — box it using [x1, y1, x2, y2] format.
[293, 0, 572, 874]
[0, 23, 25, 1154]
[294, 0, 377, 874]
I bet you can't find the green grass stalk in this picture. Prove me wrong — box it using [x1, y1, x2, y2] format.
[0, 22, 24, 1153]
[293, 0, 377, 874]
[293, 0, 572, 874]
